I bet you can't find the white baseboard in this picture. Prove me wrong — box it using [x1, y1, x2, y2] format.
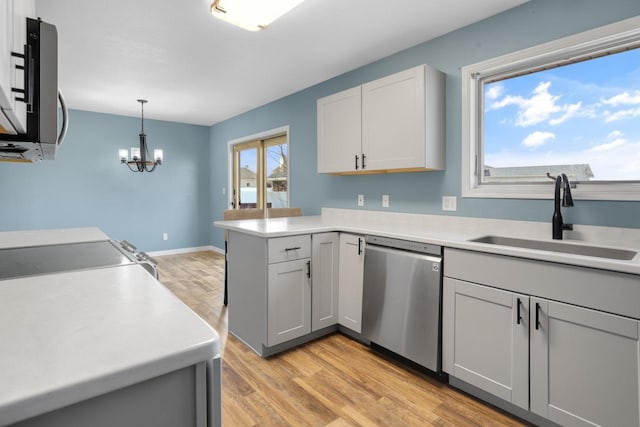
[148, 245, 224, 257]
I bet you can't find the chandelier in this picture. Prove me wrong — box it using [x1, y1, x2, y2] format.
[119, 99, 163, 172]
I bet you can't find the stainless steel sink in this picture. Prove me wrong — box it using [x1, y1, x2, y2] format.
[470, 235, 637, 260]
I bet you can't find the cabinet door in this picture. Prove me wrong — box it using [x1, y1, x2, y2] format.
[0, 0, 33, 134]
[0, 0, 15, 132]
[311, 232, 339, 331]
[317, 86, 362, 173]
[530, 298, 640, 426]
[338, 233, 364, 333]
[442, 278, 529, 410]
[267, 258, 311, 346]
[361, 66, 425, 171]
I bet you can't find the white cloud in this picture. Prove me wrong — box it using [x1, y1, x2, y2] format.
[603, 107, 640, 123]
[485, 85, 504, 100]
[608, 130, 623, 139]
[590, 138, 627, 152]
[549, 102, 582, 125]
[522, 131, 555, 148]
[602, 91, 640, 106]
[489, 81, 583, 127]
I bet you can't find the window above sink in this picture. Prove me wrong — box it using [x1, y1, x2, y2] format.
[461, 16, 640, 201]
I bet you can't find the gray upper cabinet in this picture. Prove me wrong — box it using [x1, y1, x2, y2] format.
[311, 232, 340, 331]
[317, 64, 445, 175]
[530, 298, 640, 427]
[317, 86, 362, 173]
[443, 278, 529, 410]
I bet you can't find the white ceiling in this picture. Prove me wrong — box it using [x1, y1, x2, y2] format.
[35, 0, 528, 126]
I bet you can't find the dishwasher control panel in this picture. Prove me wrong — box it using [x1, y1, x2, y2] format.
[365, 235, 442, 256]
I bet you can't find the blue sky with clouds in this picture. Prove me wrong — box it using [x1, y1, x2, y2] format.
[483, 48, 640, 181]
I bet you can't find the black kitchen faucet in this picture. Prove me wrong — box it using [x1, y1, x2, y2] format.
[552, 173, 574, 240]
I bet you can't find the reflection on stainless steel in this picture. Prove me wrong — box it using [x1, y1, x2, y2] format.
[362, 236, 442, 372]
[0, 240, 159, 280]
[470, 235, 636, 260]
[0, 241, 135, 280]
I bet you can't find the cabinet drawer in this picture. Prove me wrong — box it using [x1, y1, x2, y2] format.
[268, 235, 311, 264]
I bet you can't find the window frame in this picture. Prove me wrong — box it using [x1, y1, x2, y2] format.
[227, 126, 290, 210]
[461, 16, 640, 201]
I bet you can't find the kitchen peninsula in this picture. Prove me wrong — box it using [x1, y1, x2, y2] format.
[0, 228, 221, 427]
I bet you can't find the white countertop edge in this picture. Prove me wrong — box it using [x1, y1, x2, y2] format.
[213, 209, 640, 276]
[1, 341, 219, 426]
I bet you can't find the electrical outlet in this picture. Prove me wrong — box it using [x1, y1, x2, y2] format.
[442, 196, 457, 211]
[357, 194, 364, 206]
[382, 195, 389, 208]
[162, 232, 168, 241]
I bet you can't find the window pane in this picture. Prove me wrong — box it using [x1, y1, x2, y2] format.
[265, 142, 288, 208]
[482, 47, 640, 183]
[238, 147, 258, 209]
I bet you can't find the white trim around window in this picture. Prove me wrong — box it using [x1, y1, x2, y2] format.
[461, 15, 640, 201]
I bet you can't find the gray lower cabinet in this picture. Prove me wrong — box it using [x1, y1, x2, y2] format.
[443, 278, 529, 410]
[530, 298, 640, 427]
[14, 360, 221, 427]
[311, 232, 340, 331]
[338, 233, 364, 333]
[443, 248, 640, 426]
[267, 257, 311, 346]
[228, 231, 342, 355]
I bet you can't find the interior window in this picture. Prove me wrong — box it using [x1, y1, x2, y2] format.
[232, 134, 289, 210]
[462, 17, 640, 200]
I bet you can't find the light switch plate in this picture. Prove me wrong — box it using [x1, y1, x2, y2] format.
[357, 194, 364, 206]
[442, 196, 457, 211]
[163, 232, 168, 241]
[382, 195, 389, 208]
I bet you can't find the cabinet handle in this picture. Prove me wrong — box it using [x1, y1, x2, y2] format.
[355, 155, 359, 170]
[357, 237, 363, 255]
[516, 298, 522, 325]
[362, 153, 366, 169]
[284, 246, 301, 252]
[535, 302, 541, 330]
[306, 260, 311, 278]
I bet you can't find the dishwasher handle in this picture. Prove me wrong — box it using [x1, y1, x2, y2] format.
[365, 242, 442, 264]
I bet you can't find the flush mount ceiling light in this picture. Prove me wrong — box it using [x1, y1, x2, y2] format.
[210, 0, 304, 31]
[119, 99, 163, 173]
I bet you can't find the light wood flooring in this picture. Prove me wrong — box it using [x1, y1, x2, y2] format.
[156, 251, 529, 427]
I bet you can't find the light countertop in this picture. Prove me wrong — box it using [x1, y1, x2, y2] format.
[0, 227, 110, 250]
[214, 208, 640, 275]
[0, 264, 220, 426]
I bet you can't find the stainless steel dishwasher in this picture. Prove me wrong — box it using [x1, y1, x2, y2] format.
[362, 235, 443, 373]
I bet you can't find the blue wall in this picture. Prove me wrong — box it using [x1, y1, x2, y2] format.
[209, 0, 640, 249]
[0, 109, 210, 251]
